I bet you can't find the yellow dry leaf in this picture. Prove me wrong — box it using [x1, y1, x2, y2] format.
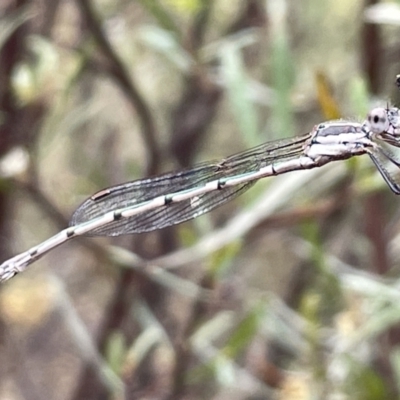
[315, 70, 341, 120]
[0, 277, 55, 327]
[278, 373, 310, 400]
[164, 0, 202, 14]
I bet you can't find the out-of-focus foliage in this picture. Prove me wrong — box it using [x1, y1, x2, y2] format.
[1, 1, 400, 400]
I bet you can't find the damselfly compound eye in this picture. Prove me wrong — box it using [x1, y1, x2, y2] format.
[367, 107, 390, 134]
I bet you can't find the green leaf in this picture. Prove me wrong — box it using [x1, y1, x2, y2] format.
[300, 221, 344, 322]
[222, 304, 263, 358]
[136, 25, 194, 72]
[269, 30, 295, 138]
[347, 75, 370, 117]
[137, 0, 181, 38]
[220, 41, 259, 146]
[343, 358, 389, 400]
[105, 331, 127, 375]
[163, 0, 203, 15]
[207, 240, 243, 277]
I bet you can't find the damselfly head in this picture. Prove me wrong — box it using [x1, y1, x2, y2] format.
[365, 107, 390, 134]
[366, 105, 400, 192]
[363, 107, 400, 147]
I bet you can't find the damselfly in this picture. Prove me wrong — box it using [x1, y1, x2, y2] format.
[1, 106, 400, 282]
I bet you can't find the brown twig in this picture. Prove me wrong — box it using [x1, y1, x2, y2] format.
[361, 0, 383, 95]
[77, 0, 161, 176]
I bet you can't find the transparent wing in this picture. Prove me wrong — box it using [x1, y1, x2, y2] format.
[70, 134, 309, 236]
[368, 138, 400, 194]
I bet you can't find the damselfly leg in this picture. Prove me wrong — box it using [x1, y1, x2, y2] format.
[363, 106, 400, 193]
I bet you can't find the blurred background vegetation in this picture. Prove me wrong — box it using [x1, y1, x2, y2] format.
[1, 0, 400, 399]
